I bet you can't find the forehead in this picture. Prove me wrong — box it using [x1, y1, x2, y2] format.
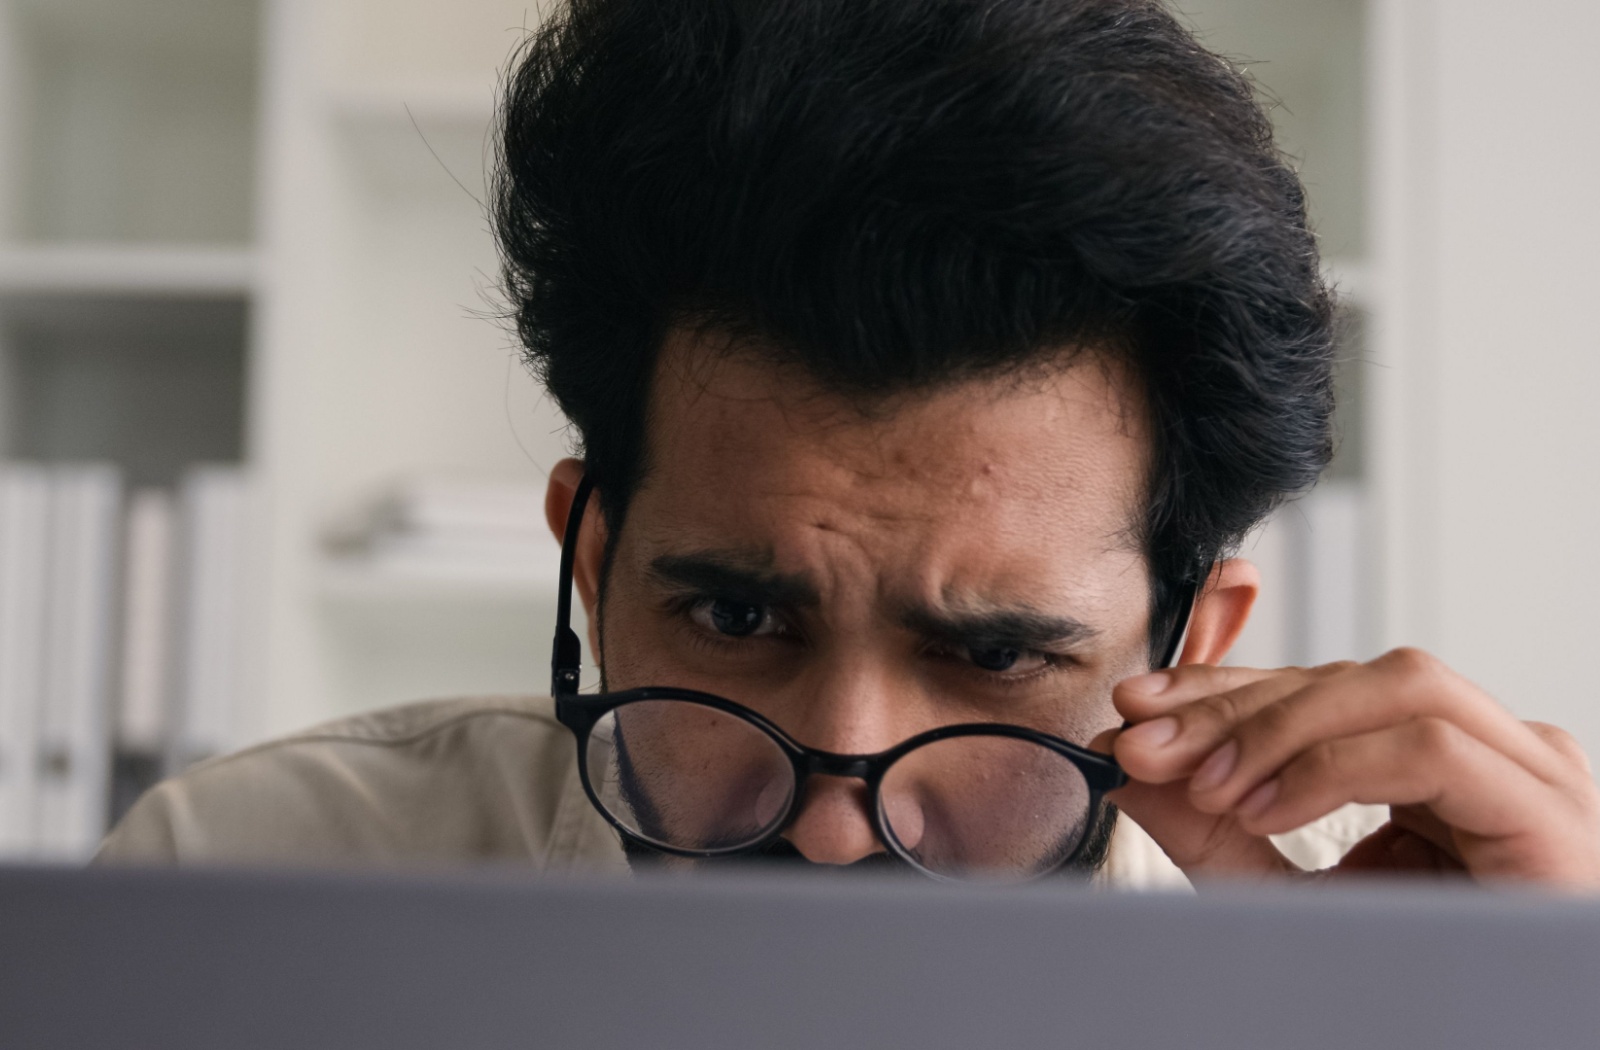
[637, 329, 1151, 553]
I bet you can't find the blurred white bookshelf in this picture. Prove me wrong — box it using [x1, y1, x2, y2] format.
[252, 0, 573, 746]
[319, 563, 557, 605]
[0, 0, 1414, 860]
[0, 0, 260, 859]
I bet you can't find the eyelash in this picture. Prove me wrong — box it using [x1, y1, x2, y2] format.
[926, 643, 1072, 687]
[666, 595, 790, 643]
[665, 595, 1074, 688]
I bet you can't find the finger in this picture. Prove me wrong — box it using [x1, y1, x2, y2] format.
[1113, 664, 1283, 721]
[1186, 651, 1567, 813]
[1108, 776, 1297, 879]
[1389, 803, 1462, 859]
[1526, 720, 1593, 777]
[1116, 669, 1329, 785]
[1087, 725, 1120, 757]
[1226, 718, 1588, 884]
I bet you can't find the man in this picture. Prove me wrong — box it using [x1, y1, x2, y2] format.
[100, 0, 1600, 887]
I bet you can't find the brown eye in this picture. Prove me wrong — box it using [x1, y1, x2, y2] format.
[690, 598, 777, 639]
[710, 599, 763, 636]
[969, 646, 1021, 672]
[963, 646, 1049, 675]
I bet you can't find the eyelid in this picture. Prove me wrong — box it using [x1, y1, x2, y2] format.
[925, 638, 1079, 676]
[935, 634, 1081, 659]
[660, 583, 779, 611]
[677, 593, 797, 641]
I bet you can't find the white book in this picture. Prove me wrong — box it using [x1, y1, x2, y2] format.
[0, 466, 50, 857]
[35, 464, 121, 860]
[173, 467, 252, 770]
[116, 489, 176, 754]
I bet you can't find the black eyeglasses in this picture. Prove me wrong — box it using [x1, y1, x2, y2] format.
[550, 474, 1199, 882]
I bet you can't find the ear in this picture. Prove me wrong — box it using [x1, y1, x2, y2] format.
[1177, 557, 1260, 666]
[544, 458, 607, 653]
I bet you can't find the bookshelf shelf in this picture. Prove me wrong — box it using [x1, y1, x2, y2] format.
[317, 559, 560, 608]
[315, 556, 570, 718]
[0, 245, 257, 299]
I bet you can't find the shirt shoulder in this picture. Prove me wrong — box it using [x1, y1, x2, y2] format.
[95, 696, 626, 874]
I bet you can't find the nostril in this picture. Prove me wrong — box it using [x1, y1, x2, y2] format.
[783, 774, 884, 865]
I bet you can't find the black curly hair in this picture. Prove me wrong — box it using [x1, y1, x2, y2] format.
[493, 0, 1337, 660]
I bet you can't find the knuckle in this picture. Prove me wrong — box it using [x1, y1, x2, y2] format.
[1527, 721, 1593, 773]
[1245, 696, 1299, 742]
[1296, 740, 1344, 783]
[1411, 716, 1465, 762]
[1311, 659, 1361, 678]
[1193, 689, 1251, 730]
[1378, 646, 1443, 683]
[1164, 663, 1216, 685]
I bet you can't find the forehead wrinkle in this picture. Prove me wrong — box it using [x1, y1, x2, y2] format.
[642, 327, 1153, 589]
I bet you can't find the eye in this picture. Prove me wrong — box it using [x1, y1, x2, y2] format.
[964, 646, 1048, 675]
[690, 598, 781, 639]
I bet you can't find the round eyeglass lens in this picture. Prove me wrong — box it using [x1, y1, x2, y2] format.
[877, 733, 1093, 880]
[585, 699, 796, 852]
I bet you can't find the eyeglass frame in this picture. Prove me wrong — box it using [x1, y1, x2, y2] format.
[549, 472, 1201, 876]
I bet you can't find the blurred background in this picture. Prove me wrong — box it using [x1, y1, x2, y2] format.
[0, 0, 1595, 860]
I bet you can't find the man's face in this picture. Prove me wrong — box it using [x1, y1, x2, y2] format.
[591, 329, 1156, 866]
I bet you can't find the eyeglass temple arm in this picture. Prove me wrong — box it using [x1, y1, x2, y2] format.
[551, 473, 595, 698]
[1158, 574, 1203, 670]
[1116, 571, 1204, 735]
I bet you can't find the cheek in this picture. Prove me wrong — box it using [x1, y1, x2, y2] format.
[594, 572, 678, 689]
[1062, 659, 1145, 743]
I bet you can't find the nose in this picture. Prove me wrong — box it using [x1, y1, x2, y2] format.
[775, 657, 908, 864]
[782, 773, 885, 865]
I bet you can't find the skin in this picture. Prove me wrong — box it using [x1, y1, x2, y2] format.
[545, 328, 1600, 886]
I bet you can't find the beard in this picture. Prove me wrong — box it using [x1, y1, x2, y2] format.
[620, 801, 1120, 882]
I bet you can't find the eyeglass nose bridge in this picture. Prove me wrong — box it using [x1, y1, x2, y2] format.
[798, 751, 877, 781]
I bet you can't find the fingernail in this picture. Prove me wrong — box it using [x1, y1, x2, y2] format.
[1236, 778, 1280, 819]
[1121, 716, 1179, 748]
[1122, 672, 1171, 696]
[1189, 739, 1238, 792]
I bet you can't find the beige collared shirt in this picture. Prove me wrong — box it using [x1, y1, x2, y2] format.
[96, 696, 1382, 886]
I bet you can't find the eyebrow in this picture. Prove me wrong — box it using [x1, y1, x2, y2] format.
[900, 604, 1099, 653]
[649, 550, 1097, 652]
[647, 551, 821, 608]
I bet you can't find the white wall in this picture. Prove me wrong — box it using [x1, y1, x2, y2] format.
[1374, 0, 1600, 757]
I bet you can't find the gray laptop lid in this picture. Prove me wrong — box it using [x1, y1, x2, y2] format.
[2, 865, 1597, 1049]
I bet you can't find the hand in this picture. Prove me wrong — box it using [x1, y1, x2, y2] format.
[1090, 649, 1600, 889]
